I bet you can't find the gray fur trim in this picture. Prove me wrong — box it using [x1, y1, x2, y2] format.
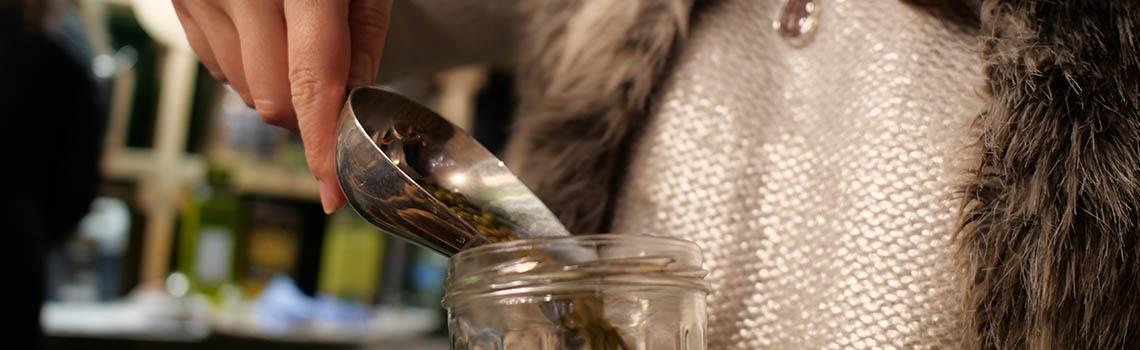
[960, 0, 1140, 348]
[506, 0, 694, 233]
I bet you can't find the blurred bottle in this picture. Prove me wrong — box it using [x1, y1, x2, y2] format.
[405, 244, 449, 334]
[406, 244, 448, 308]
[217, 87, 281, 162]
[47, 197, 132, 302]
[81, 197, 132, 300]
[46, 238, 99, 302]
[244, 199, 302, 297]
[318, 211, 384, 304]
[177, 163, 243, 303]
[215, 87, 310, 174]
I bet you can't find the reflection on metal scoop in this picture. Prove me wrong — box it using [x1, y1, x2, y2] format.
[335, 86, 571, 257]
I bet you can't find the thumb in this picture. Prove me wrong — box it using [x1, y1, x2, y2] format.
[348, 0, 392, 88]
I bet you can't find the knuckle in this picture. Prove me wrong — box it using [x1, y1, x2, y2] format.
[258, 114, 286, 127]
[351, 16, 387, 35]
[288, 66, 336, 111]
[351, 15, 389, 35]
[254, 100, 293, 127]
[259, 115, 291, 129]
[350, 4, 390, 33]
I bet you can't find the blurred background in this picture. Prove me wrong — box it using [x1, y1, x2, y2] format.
[3, 0, 516, 349]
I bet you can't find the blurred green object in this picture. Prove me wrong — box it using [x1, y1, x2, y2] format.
[278, 134, 309, 173]
[177, 163, 244, 303]
[319, 211, 385, 304]
[243, 199, 302, 298]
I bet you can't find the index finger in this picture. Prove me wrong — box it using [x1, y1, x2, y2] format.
[284, 0, 351, 213]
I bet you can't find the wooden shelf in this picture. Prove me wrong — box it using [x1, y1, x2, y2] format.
[104, 148, 319, 202]
[104, 148, 204, 184]
[230, 159, 319, 202]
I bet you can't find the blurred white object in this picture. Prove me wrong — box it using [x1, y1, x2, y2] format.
[129, 0, 191, 51]
[79, 197, 131, 256]
[213, 276, 439, 343]
[41, 289, 209, 340]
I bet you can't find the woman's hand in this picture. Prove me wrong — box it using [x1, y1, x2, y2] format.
[172, 0, 392, 213]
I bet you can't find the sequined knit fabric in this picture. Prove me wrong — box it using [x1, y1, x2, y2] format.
[611, 0, 984, 348]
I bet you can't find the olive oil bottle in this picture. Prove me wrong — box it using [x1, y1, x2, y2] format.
[318, 210, 384, 303]
[177, 164, 242, 303]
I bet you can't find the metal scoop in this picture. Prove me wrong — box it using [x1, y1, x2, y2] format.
[334, 86, 570, 257]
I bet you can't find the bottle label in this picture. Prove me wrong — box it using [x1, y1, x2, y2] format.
[195, 226, 233, 284]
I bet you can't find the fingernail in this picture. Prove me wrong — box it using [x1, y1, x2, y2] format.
[318, 178, 343, 214]
[348, 52, 374, 88]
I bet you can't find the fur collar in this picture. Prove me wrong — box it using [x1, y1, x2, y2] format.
[506, 0, 1140, 348]
[959, 1, 1140, 348]
[506, 0, 692, 233]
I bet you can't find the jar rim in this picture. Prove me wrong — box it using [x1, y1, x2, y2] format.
[444, 234, 710, 308]
[454, 234, 703, 259]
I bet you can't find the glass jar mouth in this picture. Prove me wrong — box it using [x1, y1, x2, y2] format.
[443, 234, 710, 308]
[457, 234, 702, 257]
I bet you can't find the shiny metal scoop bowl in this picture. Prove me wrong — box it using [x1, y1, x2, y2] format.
[335, 86, 570, 257]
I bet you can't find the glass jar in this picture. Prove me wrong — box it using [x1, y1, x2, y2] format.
[444, 235, 710, 350]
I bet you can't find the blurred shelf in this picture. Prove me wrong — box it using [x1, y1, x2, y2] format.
[45, 334, 448, 350]
[104, 148, 204, 184]
[42, 297, 208, 343]
[103, 148, 319, 201]
[211, 305, 439, 344]
[230, 159, 319, 202]
[44, 297, 445, 350]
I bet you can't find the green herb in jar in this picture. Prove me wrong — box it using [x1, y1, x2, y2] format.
[422, 182, 630, 349]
